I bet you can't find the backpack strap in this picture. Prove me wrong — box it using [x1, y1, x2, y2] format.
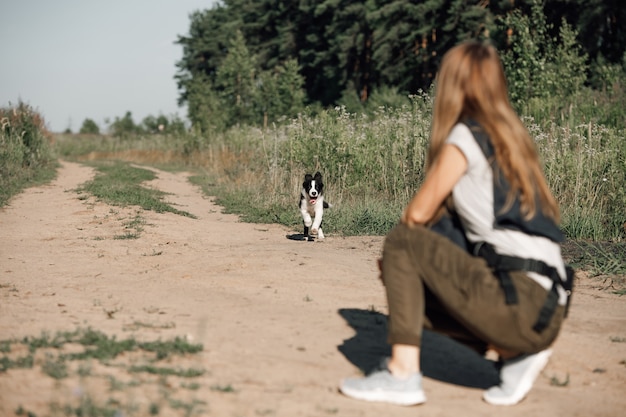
[474, 241, 574, 332]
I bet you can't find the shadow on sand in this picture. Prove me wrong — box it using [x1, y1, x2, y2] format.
[286, 233, 315, 242]
[337, 308, 500, 389]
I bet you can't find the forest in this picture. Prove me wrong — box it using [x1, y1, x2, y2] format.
[175, 0, 625, 131]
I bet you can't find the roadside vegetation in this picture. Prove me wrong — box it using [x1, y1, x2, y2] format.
[0, 102, 57, 206]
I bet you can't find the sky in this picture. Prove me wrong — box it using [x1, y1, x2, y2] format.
[1, 0, 219, 132]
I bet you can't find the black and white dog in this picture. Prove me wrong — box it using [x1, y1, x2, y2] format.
[299, 172, 330, 241]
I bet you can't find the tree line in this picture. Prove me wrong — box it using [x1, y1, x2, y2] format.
[74, 112, 187, 137]
[175, 0, 625, 132]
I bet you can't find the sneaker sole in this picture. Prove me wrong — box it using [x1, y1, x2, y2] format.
[483, 349, 552, 406]
[339, 384, 426, 406]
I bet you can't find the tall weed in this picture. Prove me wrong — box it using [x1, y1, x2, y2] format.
[282, 100, 431, 203]
[531, 120, 626, 240]
[0, 102, 56, 206]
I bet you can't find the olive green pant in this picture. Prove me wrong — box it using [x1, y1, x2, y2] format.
[381, 223, 564, 354]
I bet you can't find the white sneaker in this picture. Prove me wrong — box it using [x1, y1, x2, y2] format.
[483, 349, 552, 406]
[340, 359, 426, 406]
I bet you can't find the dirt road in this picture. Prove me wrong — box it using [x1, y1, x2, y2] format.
[1, 160, 624, 416]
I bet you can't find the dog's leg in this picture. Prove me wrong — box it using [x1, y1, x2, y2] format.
[311, 206, 324, 237]
[311, 222, 324, 240]
[301, 204, 313, 241]
[301, 207, 312, 225]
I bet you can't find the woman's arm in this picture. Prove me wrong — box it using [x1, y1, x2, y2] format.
[402, 144, 468, 226]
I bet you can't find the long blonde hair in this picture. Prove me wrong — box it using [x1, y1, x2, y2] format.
[428, 40, 560, 222]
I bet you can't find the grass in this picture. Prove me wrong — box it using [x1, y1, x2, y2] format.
[1, 328, 204, 369]
[69, 160, 197, 239]
[1, 328, 209, 417]
[210, 384, 236, 393]
[77, 161, 195, 219]
[561, 240, 626, 290]
[0, 161, 57, 207]
[128, 364, 205, 378]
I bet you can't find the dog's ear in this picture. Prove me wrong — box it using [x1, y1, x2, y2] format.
[314, 172, 322, 181]
[304, 173, 313, 186]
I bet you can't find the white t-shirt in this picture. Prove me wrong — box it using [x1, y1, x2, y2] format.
[446, 123, 567, 305]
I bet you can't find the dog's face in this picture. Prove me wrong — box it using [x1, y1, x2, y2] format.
[303, 172, 324, 204]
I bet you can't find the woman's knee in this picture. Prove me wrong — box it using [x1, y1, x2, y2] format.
[384, 223, 429, 249]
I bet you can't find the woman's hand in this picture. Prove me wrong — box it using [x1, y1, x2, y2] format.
[401, 144, 467, 227]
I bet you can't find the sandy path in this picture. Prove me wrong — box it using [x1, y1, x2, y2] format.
[0, 160, 624, 417]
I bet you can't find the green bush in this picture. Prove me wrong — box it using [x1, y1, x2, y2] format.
[0, 102, 56, 206]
